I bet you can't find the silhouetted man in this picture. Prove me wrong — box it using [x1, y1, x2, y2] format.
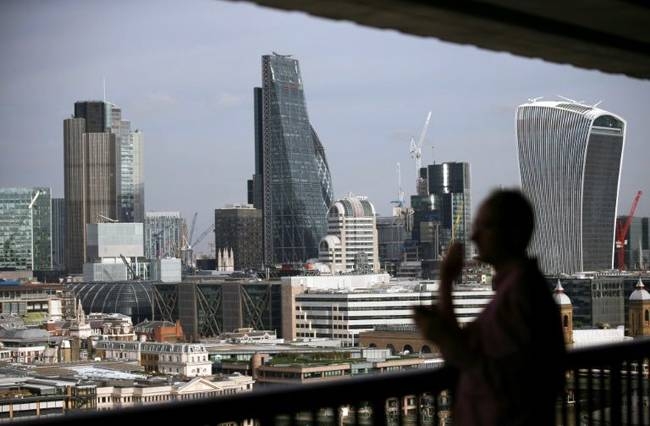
[414, 189, 565, 425]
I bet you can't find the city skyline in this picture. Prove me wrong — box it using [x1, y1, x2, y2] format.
[1, 0, 649, 255]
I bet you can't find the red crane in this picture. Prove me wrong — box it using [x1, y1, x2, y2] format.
[615, 190, 643, 270]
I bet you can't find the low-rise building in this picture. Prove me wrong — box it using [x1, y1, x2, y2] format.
[96, 374, 253, 410]
[285, 282, 493, 347]
[95, 341, 212, 377]
[0, 328, 51, 363]
[135, 319, 184, 342]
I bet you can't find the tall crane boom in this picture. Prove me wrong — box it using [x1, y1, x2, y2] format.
[187, 212, 198, 248]
[409, 111, 432, 190]
[192, 224, 215, 248]
[615, 190, 643, 270]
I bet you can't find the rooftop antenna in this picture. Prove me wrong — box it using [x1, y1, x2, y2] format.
[103, 77, 106, 102]
[592, 100, 603, 108]
[527, 96, 543, 103]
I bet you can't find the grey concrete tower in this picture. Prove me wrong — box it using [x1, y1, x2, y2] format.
[64, 101, 118, 273]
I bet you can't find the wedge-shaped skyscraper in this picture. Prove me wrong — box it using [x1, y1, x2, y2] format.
[517, 100, 625, 273]
[252, 53, 334, 264]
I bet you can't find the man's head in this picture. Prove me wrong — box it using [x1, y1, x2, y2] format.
[471, 189, 535, 265]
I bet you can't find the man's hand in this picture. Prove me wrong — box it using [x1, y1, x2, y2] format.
[441, 241, 464, 284]
[413, 305, 447, 343]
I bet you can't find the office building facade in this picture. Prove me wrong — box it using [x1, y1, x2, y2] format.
[118, 127, 145, 223]
[377, 215, 409, 266]
[214, 204, 263, 271]
[254, 53, 334, 265]
[318, 196, 379, 274]
[0, 187, 52, 270]
[290, 285, 493, 347]
[517, 101, 625, 273]
[64, 100, 144, 273]
[51, 198, 65, 271]
[144, 212, 183, 260]
[426, 162, 472, 260]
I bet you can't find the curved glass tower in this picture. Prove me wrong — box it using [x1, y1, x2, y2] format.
[517, 101, 625, 273]
[260, 53, 334, 264]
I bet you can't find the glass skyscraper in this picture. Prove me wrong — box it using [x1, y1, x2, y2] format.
[517, 100, 625, 273]
[0, 187, 51, 270]
[118, 127, 144, 223]
[427, 162, 472, 261]
[255, 53, 334, 264]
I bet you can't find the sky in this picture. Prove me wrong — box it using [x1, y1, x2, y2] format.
[1, 0, 649, 255]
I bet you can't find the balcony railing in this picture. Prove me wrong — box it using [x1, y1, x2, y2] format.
[27, 339, 650, 426]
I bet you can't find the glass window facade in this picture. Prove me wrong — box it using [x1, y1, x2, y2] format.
[260, 54, 334, 264]
[0, 187, 51, 270]
[426, 162, 472, 260]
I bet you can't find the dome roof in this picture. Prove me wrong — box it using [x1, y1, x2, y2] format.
[69, 281, 157, 324]
[328, 196, 376, 218]
[553, 281, 572, 306]
[630, 279, 650, 302]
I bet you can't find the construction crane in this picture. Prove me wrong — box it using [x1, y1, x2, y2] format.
[119, 254, 138, 280]
[192, 224, 215, 249]
[97, 214, 118, 223]
[615, 190, 643, 270]
[28, 190, 41, 209]
[187, 212, 198, 248]
[180, 212, 215, 272]
[408, 110, 432, 194]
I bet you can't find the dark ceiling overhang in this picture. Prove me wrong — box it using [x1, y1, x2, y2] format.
[233, 0, 650, 80]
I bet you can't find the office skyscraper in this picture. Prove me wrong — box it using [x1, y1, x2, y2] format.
[0, 187, 51, 270]
[64, 102, 117, 273]
[517, 100, 625, 273]
[427, 162, 472, 260]
[252, 53, 334, 264]
[214, 204, 263, 271]
[318, 195, 379, 274]
[51, 198, 65, 271]
[64, 100, 144, 273]
[118, 125, 145, 223]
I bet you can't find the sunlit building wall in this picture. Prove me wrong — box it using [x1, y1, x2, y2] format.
[319, 196, 379, 274]
[0, 187, 51, 270]
[517, 101, 626, 273]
